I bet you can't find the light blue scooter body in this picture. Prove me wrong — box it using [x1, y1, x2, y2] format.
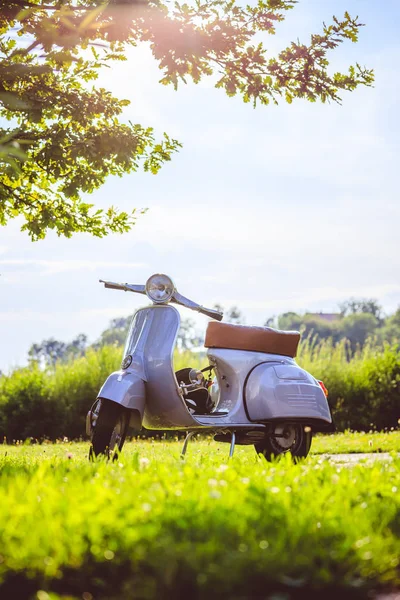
[202, 348, 332, 431]
[97, 303, 333, 433]
[97, 305, 199, 430]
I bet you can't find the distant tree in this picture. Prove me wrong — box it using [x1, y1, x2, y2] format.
[28, 338, 67, 366]
[95, 315, 132, 348]
[67, 333, 88, 358]
[213, 304, 245, 325]
[338, 313, 379, 350]
[28, 333, 88, 366]
[176, 318, 204, 351]
[0, 1, 374, 239]
[277, 312, 301, 331]
[390, 307, 400, 328]
[278, 312, 336, 339]
[339, 298, 383, 323]
[264, 316, 277, 328]
[376, 307, 400, 345]
[226, 306, 245, 325]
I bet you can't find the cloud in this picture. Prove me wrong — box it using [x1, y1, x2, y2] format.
[0, 310, 60, 322]
[0, 259, 147, 275]
[221, 284, 400, 312]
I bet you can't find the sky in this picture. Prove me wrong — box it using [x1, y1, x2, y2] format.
[1, 0, 400, 372]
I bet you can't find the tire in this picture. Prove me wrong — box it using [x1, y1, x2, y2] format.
[255, 423, 312, 461]
[89, 399, 129, 460]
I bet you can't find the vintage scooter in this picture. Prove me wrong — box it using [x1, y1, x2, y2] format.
[87, 274, 333, 460]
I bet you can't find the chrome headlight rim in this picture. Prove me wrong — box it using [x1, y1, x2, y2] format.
[145, 273, 175, 304]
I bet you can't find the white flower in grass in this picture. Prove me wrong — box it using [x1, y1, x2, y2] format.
[139, 457, 150, 468]
[210, 490, 221, 499]
[217, 464, 229, 473]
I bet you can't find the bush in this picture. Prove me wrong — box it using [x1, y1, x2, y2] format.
[0, 340, 398, 440]
[297, 338, 400, 431]
[0, 346, 122, 441]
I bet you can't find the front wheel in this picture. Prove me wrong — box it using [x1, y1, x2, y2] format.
[255, 424, 312, 461]
[89, 399, 129, 460]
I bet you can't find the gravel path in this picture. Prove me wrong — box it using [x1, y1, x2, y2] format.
[321, 452, 398, 465]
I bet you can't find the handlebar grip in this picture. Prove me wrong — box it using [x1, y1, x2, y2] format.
[200, 307, 224, 321]
[100, 280, 127, 291]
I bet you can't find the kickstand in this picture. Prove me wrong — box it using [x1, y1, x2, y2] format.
[229, 431, 236, 458]
[180, 431, 196, 459]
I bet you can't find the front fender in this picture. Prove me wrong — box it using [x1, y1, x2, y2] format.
[98, 371, 145, 430]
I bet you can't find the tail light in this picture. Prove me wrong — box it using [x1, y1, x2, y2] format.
[318, 380, 328, 397]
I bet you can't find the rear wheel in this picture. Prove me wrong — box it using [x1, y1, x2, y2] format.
[255, 424, 312, 461]
[89, 399, 129, 460]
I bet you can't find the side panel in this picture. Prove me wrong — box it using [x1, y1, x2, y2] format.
[140, 306, 198, 429]
[245, 363, 332, 424]
[196, 348, 292, 427]
[121, 305, 199, 430]
[98, 371, 145, 429]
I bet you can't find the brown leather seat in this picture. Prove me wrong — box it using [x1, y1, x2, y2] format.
[205, 322, 300, 358]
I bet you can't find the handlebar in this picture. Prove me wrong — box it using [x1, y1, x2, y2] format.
[197, 306, 223, 321]
[99, 280, 146, 294]
[172, 291, 223, 321]
[101, 281, 127, 291]
[99, 280, 224, 321]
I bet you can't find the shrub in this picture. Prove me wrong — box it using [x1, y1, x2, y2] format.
[297, 338, 400, 431]
[0, 340, 398, 439]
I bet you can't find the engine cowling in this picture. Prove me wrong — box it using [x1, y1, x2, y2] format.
[244, 363, 332, 427]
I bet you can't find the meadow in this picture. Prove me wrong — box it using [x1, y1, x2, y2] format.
[0, 435, 399, 599]
[1, 338, 399, 598]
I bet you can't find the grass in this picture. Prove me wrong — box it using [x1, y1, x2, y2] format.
[313, 430, 400, 454]
[0, 436, 399, 599]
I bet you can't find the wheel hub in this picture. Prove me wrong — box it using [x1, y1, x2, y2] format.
[272, 424, 297, 450]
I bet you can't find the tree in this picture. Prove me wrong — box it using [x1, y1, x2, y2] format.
[264, 316, 277, 328]
[339, 298, 383, 322]
[225, 306, 245, 325]
[0, 0, 374, 239]
[95, 315, 132, 347]
[277, 311, 336, 339]
[376, 307, 400, 345]
[338, 313, 378, 350]
[213, 303, 245, 325]
[176, 317, 204, 351]
[28, 333, 88, 366]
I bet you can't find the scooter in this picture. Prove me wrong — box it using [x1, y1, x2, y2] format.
[87, 274, 333, 460]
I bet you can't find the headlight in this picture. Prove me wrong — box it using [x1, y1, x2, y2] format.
[145, 273, 175, 304]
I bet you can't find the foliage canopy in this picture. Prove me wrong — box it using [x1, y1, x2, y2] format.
[0, 0, 374, 239]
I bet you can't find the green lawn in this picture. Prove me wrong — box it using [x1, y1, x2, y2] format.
[313, 430, 400, 454]
[0, 435, 399, 599]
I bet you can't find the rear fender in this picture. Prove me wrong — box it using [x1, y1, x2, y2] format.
[244, 363, 332, 427]
[97, 371, 145, 430]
